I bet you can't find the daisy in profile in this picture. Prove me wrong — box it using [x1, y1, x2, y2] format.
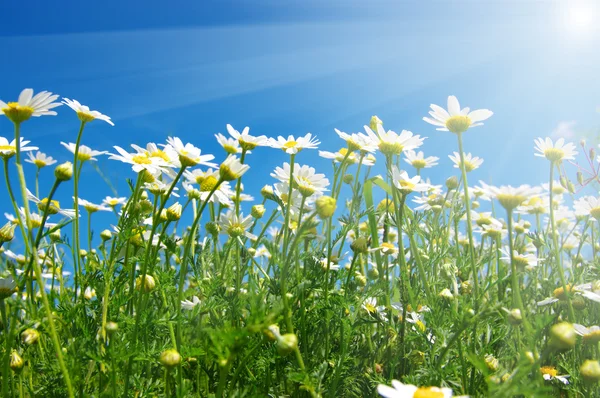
[334, 129, 376, 153]
[0, 89, 62, 124]
[269, 133, 320, 154]
[26, 189, 76, 218]
[62, 98, 114, 126]
[103, 197, 127, 208]
[485, 183, 540, 211]
[538, 283, 600, 306]
[361, 297, 388, 321]
[534, 137, 577, 163]
[25, 152, 56, 168]
[215, 133, 241, 154]
[181, 296, 201, 310]
[217, 210, 256, 240]
[404, 150, 439, 170]
[500, 247, 540, 271]
[219, 155, 250, 181]
[226, 124, 269, 150]
[448, 152, 483, 172]
[76, 198, 111, 213]
[319, 148, 358, 164]
[184, 168, 233, 205]
[165, 137, 216, 168]
[290, 164, 329, 197]
[573, 196, 600, 221]
[364, 124, 424, 157]
[109, 146, 171, 174]
[377, 380, 453, 398]
[574, 324, 600, 344]
[390, 166, 429, 194]
[61, 142, 107, 162]
[423, 95, 493, 134]
[0, 137, 38, 159]
[540, 366, 569, 385]
[131, 142, 180, 168]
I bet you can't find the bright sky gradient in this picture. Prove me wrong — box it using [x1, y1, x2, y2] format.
[1, 0, 599, 249]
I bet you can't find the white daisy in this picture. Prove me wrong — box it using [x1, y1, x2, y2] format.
[423, 95, 493, 134]
[184, 168, 233, 205]
[181, 296, 201, 310]
[269, 133, 320, 154]
[76, 198, 111, 213]
[573, 196, 600, 221]
[534, 137, 577, 163]
[217, 210, 256, 240]
[165, 137, 216, 168]
[500, 248, 540, 271]
[404, 150, 439, 169]
[485, 183, 541, 211]
[26, 189, 76, 218]
[390, 166, 429, 194]
[226, 124, 269, 150]
[448, 152, 483, 172]
[109, 145, 171, 174]
[364, 124, 424, 156]
[377, 380, 453, 398]
[219, 155, 250, 181]
[103, 196, 127, 208]
[334, 129, 376, 152]
[25, 151, 56, 168]
[61, 142, 107, 162]
[62, 98, 114, 126]
[293, 165, 329, 197]
[215, 133, 241, 154]
[540, 366, 569, 385]
[0, 89, 62, 123]
[131, 142, 180, 168]
[0, 136, 38, 158]
[318, 148, 359, 164]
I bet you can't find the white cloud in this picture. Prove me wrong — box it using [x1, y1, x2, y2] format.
[551, 120, 576, 139]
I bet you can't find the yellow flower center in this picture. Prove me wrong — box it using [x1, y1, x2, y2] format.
[378, 141, 403, 156]
[199, 176, 219, 192]
[512, 254, 530, 269]
[239, 138, 258, 151]
[346, 139, 361, 152]
[337, 148, 357, 164]
[132, 154, 153, 165]
[77, 151, 92, 162]
[0, 145, 16, 152]
[282, 141, 298, 149]
[37, 198, 61, 215]
[33, 159, 47, 168]
[590, 207, 600, 221]
[540, 366, 558, 377]
[543, 148, 566, 163]
[380, 242, 397, 253]
[415, 320, 426, 333]
[583, 330, 600, 344]
[462, 160, 477, 172]
[363, 303, 376, 313]
[2, 103, 34, 124]
[148, 149, 170, 162]
[475, 216, 492, 227]
[445, 115, 472, 134]
[411, 159, 427, 169]
[414, 387, 444, 398]
[76, 111, 96, 124]
[553, 284, 574, 300]
[227, 223, 245, 238]
[398, 180, 415, 192]
[496, 193, 527, 210]
[223, 144, 238, 154]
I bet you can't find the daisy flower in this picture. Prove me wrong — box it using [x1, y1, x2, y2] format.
[319, 148, 358, 164]
[485, 183, 540, 211]
[0, 137, 38, 159]
[0, 276, 17, 299]
[404, 150, 439, 169]
[538, 283, 600, 306]
[448, 152, 483, 172]
[184, 168, 233, 205]
[62, 98, 114, 126]
[574, 324, 600, 343]
[413, 192, 447, 211]
[540, 366, 569, 385]
[517, 194, 549, 215]
[293, 165, 329, 197]
[109, 145, 171, 174]
[573, 196, 600, 221]
[102, 196, 127, 208]
[215, 133, 241, 154]
[362, 297, 388, 321]
[364, 124, 424, 156]
[423, 95, 493, 134]
[377, 380, 453, 398]
[26, 189, 76, 218]
[219, 155, 250, 181]
[0, 88, 62, 124]
[334, 129, 376, 152]
[131, 142, 180, 168]
[274, 182, 303, 215]
[76, 198, 111, 213]
[542, 181, 567, 196]
[61, 142, 107, 162]
[165, 137, 216, 168]
[226, 124, 269, 150]
[269, 133, 320, 154]
[181, 296, 201, 310]
[500, 248, 540, 271]
[390, 166, 429, 194]
[25, 151, 56, 168]
[218, 210, 256, 240]
[534, 137, 577, 163]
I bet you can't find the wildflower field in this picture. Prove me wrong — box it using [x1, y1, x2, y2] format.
[1, 89, 600, 398]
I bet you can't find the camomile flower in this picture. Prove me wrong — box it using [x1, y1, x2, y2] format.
[534, 137, 577, 163]
[25, 151, 56, 168]
[271, 162, 295, 183]
[485, 183, 540, 211]
[517, 194, 549, 215]
[390, 166, 429, 194]
[542, 181, 567, 196]
[319, 148, 358, 164]
[226, 124, 268, 150]
[0, 136, 38, 159]
[423, 95, 493, 134]
[274, 183, 304, 215]
[18, 207, 58, 229]
[215, 133, 241, 154]
[131, 143, 180, 168]
[165, 137, 216, 168]
[26, 189, 76, 218]
[404, 150, 439, 169]
[448, 152, 483, 172]
[144, 180, 180, 197]
[538, 283, 600, 306]
[184, 168, 233, 205]
[181, 296, 201, 310]
[62, 98, 114, 126]
[413, 192, 447, 211]
[377, 380, 453, 398]
[293, 165, 329, 197]
[364, 124, 424, 156]
[103, 196, 127, 208]
[109, 146, 171, 174]
[254, 245, 271, 259]
[0, 88, 62, 124]
[334, 129, 376, 152]
[218, 210, 256, 240]
[219, 155, 250, 181]
[269, 133, 320, 154]
[61, 142, 107, 162]
[500, 248, 539, 271]
[540, 366, 569, 385]
[369, 242, 399, 256]
[574, 324, 600, 343]
[362, 297, 388, 321]
[0, 276, 17, 299]
[76, 198, 111, 213]
[573, 196, 600, 221]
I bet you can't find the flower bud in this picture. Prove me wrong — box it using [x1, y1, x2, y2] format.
[439, 288, 453, 301]
[369, 115, 383, 131]
[0, 222, 16, 243]
[355, 273, 367, 287]
[79, 249, 88, 258]
[49, 228, 61, 242]
[21, 328, 40, 345]
[350, 237, 369, 254]
[577, 171, 584, 185]
[159, 349, 182, 369]
[166, 202, 182, 221]
[472, 200, 480, 210]
[342, 174, 353, 184]
[264, 324, 281, 342]
[276, 333, 298, 356]
[251, 205, 265, 219]
[316, 196, 336, 219]
[507, 308, 522, 326]
[445, 176, 459, 190]
[581, 360, 600, 383]
[205, 221, 220, 236]
[135, 275, 156, 293]
[100, 229, 112, 241]
[260, 185, 275, 199]
[549, 322, 576, 351]
[367, 267, 379, 280]
[485, 354, 499, 371]
[54, 162, 73, 181]
[9, 351, 24, 373]
[105, 321, 119, 336]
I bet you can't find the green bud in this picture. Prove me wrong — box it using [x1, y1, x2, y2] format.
[159, 349, 182, 369]
[276, 333, 298, 356]
[581, 360, 600, 383]
[54, 162, 73, 181]
[549, 322, 576, 351]
[0, 222, 16, 243]
[316, 196, 336, 219]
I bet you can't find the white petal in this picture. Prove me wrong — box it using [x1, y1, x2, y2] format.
[447, 95, 460, 116]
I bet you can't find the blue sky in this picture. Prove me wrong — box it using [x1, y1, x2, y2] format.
[1, 0, 599, 248]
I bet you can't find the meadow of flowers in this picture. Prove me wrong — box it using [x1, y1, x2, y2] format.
[1, 89, 600, 397]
